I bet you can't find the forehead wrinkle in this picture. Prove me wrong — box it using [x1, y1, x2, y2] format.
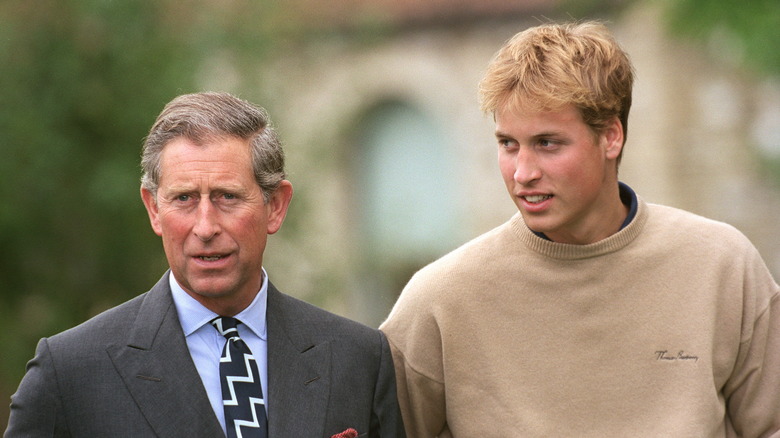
[157, 137, 258, 197]
[160, 170, 253, 193]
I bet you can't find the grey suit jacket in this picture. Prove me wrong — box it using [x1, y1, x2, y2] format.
[4, 273, 405, 437]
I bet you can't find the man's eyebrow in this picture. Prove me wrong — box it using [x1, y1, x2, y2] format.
[532, 131, 563, 138]
[161, 182, 248, 193]
[494, 130, 562, 138]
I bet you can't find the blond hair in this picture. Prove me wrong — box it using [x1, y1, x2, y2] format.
[479, 21, 634, 154]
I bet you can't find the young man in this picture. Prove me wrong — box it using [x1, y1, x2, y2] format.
[381, 21, 780, 436]
[6, 92, 405, 438]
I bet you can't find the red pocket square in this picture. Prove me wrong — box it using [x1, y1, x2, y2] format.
[331, 428, 358, 438]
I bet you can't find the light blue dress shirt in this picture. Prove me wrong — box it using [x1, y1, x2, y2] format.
[169, 270, 269, 436]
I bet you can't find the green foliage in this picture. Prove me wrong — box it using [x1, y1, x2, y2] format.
[0, 0, 281, 402]
[663, 0, 780, 76]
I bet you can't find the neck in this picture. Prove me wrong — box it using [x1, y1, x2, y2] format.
[540, 181, 628, 245]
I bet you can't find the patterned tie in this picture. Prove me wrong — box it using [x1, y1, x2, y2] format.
[211, 316, 268, 438]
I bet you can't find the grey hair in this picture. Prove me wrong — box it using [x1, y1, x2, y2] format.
[140, 91, 285, 202]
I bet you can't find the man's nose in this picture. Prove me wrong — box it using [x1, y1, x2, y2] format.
[193, 199, 220, 241]
[514, 148, 542, 185]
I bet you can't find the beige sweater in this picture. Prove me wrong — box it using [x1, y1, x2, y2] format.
[381, 198, 780, 437]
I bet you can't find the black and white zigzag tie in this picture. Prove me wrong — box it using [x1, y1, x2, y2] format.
[211, 316, 268, 438]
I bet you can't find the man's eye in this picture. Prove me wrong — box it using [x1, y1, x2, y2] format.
[177, 195, 190, 202]
[499, 139, 515, 149]
[223, 193, 236, 200]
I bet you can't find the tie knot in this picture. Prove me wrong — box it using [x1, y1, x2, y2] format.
[211, 316, 242, 340]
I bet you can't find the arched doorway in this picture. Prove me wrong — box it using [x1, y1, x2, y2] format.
[351, 100, 460, 325]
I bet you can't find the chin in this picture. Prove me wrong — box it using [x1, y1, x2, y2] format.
[189, 281, 237, 300]
[522, 217, 560, 237]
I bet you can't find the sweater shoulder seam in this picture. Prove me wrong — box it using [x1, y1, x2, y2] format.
[385, 336, 445, 386]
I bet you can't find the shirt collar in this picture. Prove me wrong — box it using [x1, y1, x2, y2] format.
[169, 269, 268, 340]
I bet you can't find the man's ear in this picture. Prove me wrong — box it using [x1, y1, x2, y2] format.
[141, 187, 163, 236]
[266, 180, 293, 235]
[603, 117, 624, 161]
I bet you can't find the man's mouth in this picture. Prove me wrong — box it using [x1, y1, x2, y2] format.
[523, 195, 552, 204]
[198, 255, 224, 261]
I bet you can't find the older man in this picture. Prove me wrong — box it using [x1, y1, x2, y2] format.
[6, 92, 405, 438]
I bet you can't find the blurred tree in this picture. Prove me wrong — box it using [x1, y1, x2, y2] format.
[0, 0, 285, 413]
[663, 0, 780, 76]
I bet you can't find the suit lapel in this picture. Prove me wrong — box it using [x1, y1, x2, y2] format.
[266, 284, 331, 436]
[107, 272, 224, 437]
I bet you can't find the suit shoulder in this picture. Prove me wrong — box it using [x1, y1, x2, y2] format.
[45, 292, 146, 353]
[269, 288, 383, 347]
[274, 291, 376, 331]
